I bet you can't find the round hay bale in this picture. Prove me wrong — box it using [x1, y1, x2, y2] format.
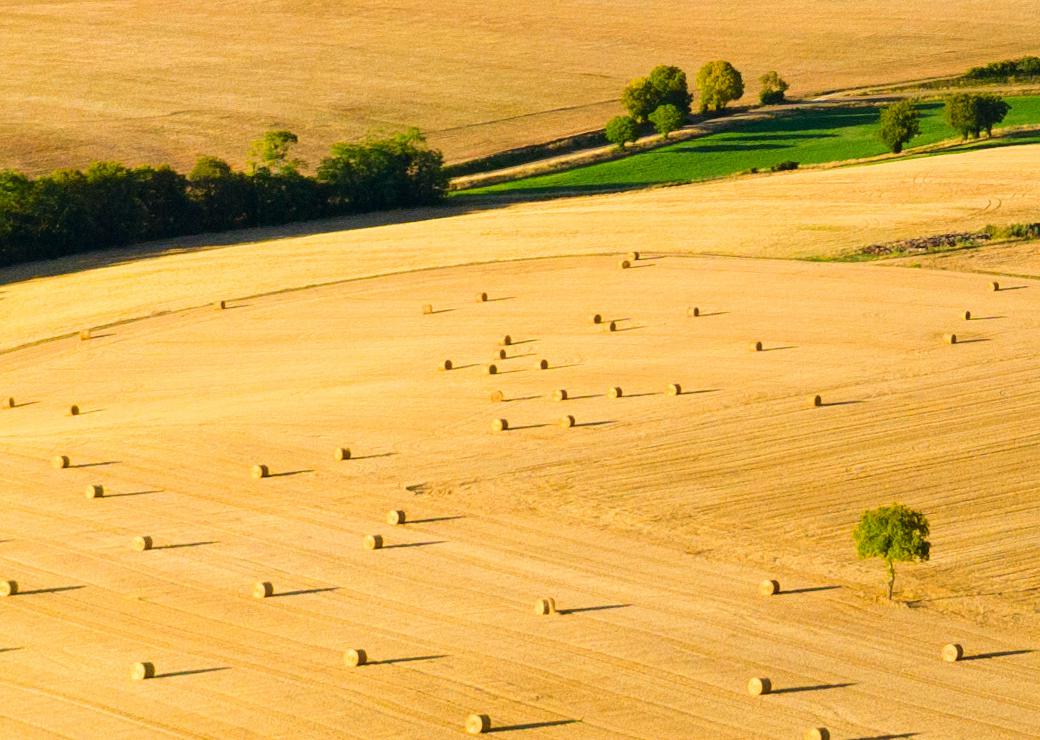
[477, 292, 488, 303]
[607, 386, 623, 399]
[132, 536, 153, 552]
[759, 579, 780, 596]
[363, 534, 384, 550]
[131, 662, 155, 681]
[441, 359, 454, 371]
[667, 383, 682, 396]
[534, 597, 557, 615]
[0, 580, 17, 596]
[559, 415, 575, 429]
[804, 728, 830, 740]
[79, 329, 91, 341]
[608, 321, 618, 332]
[501, 335, 512, 346]
[387, 510, 406, 525]
[688, 306, 700, 317]
[85, 484, 104, 499]
[811, 394, 823, 408]
[344, 648, 368, 667]
[334, 447, 351, 461]
[963, 310, 972, 321]
[487, 364, 498, 375]
[253, 581, 273, 599]
[539, 359, 549, 370]
[489, 390, 505, 402]
[944, 333, 958, 345]
[552, 389, 568, 401]
[619, 259, 631, 270]
[942, 643, 964, 662]
[466, 714, 491, 735]
[627, 251, 640, 261]
[753, 341, 763, 352]
[492, 418, 508, 432]
[991, 281, 1000, 292]
[747, 677, 772, 696]
[217, 300, 227, 310]
[4, 397, 14, 409]
[69, 404, 80, 416]
[422, 303, 433, 315]
[591, 313, 603, 324]
[495, 349, 507, 360]
[52, 455, 70, 469]
[251, 464, 270, 479]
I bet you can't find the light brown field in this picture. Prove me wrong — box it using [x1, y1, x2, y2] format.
[2, 0, 1039, 173]
[887, 239, 1040, 278]
[4, 144, 1040, 352]
[1, 250, 1039, 737]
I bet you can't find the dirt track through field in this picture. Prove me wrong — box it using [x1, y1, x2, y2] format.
[1, 252, 1038, 737]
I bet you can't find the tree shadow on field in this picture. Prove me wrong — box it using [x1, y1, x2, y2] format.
[0, 201, 518, 289]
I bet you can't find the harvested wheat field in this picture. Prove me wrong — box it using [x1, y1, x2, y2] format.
[2, 0, 1039, 172]
[886, 238, 1040, 279]
[1, 251, 1038, 737]
[5, 144, 1040, 353]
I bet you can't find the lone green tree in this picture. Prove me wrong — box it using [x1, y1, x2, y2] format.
[945, 94, 1011, 139]
[648, 104, 684, 138]
[605, 115, 639, 149]
[853, 503, 931, 600]
[249, 129, 303, 174]
[758, 71, 789, 105]
[696, 61, 744, 112]
[878, 99, 921, 153]
[621, 65, 692, 122]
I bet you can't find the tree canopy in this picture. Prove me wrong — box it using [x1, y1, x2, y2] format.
[944, 94, 1011, 139]
[696, 61, 744, 112]
[758, 71, 789, 105]
[648, 104, 684, 138]
[249, 129, 304, 174]
[878, 99, 921, 153]
[853, 503, 931, 599]
[621, 65, 692, 122]
[604, 115, 640, 149]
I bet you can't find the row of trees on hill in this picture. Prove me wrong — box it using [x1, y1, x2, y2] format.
[878, 93, 1012, 154]
[605, 63, 789, 148]
[0, 129, 447, 268]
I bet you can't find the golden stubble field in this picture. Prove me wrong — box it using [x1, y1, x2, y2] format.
[1, 253, 1038, 737]
[2, 0, 1039, 173]
[3, 143, 1040, 351]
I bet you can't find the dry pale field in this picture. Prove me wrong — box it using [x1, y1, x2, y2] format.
[2, 0, 1040, 173]
[4, 144, 1040, 352]
[1, 253, 1039, 737]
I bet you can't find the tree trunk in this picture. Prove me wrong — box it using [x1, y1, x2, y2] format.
[886, 559, 896, 600]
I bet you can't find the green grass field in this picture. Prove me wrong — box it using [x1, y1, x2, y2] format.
[462, 96, 1040, 196]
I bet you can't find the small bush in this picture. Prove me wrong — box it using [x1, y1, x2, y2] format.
[770, 161, 799, 172]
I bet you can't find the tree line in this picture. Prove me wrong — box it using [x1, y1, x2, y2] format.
[878, 93, 1012, 154]
[964, 56, 1040, 82]
[0, 129, 447, 268]
[605, 62, 788, 148]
